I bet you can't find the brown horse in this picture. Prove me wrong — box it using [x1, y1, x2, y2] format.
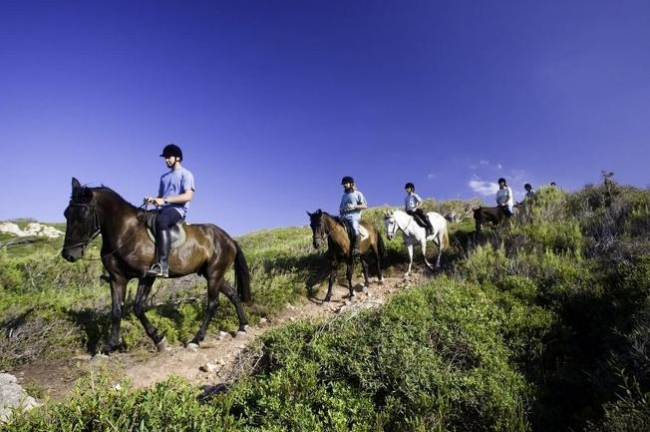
[473, 205, 511, 232]
[61, 178, 251, 354]
[307, 210, 384, 302]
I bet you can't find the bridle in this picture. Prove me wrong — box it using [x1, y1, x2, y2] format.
[315, 218, 332, 243]
[62, 202, 101, 251]
[385, 212, 408, 239]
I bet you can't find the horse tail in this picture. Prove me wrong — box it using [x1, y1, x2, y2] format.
[234, 242, 252, 303]
[441, 223, 450, 249]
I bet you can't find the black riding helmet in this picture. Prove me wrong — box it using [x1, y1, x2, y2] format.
[405, 182, 415, 190]
[498, 177, 507, 185]
[341, 176, 355, 185]
[160, 144, 183, 161]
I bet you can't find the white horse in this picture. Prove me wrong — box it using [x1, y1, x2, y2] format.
[383, 209, 449, 276]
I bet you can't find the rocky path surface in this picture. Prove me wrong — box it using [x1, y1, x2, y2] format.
[14, 271, 429, 405]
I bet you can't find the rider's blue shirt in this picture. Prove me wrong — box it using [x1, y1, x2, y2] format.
[159, 166, 195, 217]
[405, 193, 422, 211]
[339, 190, 366, 220]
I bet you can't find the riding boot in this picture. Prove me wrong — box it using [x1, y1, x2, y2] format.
[425, 217, 434, 237]
[352, 235, 361, 257]
[147, 229, 171, 278]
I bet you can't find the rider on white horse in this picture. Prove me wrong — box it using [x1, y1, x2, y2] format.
[404, 182, 434, 236]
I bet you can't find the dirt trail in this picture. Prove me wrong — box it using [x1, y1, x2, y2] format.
[17, 272, 430, 401]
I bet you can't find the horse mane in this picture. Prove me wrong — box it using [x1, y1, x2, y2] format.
[89, 185, 140, 212]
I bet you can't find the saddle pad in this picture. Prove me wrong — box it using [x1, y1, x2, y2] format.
[147, 223, 187, 249]
[342, 223, 369, 240]
[358, 225, 369, 240]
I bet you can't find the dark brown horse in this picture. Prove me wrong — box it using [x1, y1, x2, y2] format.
[61, 178, 251, 354]
[307, 210, 384, 302]
[473, 205, 511, 232]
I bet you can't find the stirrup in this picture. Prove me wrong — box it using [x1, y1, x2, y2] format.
[146, 263, 169, 278]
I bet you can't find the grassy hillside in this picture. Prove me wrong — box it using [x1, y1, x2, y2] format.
[3, 183, 650, 431]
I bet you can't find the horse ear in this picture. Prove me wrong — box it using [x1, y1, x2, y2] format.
[306, 211, 312, 217]
[72, 178, 81, 191]
[316, 209, 322, 215]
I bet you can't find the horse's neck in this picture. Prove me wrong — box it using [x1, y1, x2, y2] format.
[397, 212, 414, 231]
[323, 215, 342, 233]
[323, 215, 348, 247]
[95, 192, 139, 234]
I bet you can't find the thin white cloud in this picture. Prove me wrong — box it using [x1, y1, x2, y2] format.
[468, 179, 499, 196]
[427, 173, 436, 179]
[479, 160, 490, 166]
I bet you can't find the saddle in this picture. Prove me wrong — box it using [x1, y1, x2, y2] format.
[139, 211, 188, 249]
[337, 218, 369, 241]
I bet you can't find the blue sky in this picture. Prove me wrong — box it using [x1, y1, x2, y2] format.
[1, 0, 649, 235]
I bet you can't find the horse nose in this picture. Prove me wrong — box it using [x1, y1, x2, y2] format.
[62, 247, 81, 262]
[312, 239, 320, 249]
[61, 250, 74, 262]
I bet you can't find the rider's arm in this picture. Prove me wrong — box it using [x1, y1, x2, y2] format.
[164, 189, 194, 205]
[354, 194, 368, 210]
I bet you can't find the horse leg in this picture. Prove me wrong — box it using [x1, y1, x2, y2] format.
[421, 239, 435, 271]
[324, 257, 337, 303]
[102, 275, 128, 354]
[372, 244, 383, 283]
[133, 276, 167, 350]
[359, 255, 370, 289]
[346, 259, 355, 298]
[220, 281, 248, 332]
[190, 268, 226, 346]
[406, 244, 414, 277]
[435, 235, 443, 268]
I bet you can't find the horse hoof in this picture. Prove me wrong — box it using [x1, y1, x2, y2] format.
[186, 342, 199, 351]
[91, 353, 109, 362]
[156, 337, 168, 352]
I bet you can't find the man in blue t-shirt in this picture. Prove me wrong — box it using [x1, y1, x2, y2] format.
[339, 176, 367, 257]
[143, 144, 195, 277]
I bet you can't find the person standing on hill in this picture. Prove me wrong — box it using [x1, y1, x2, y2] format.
[496, 177, 514, 217]
[404, 182, 434, 236]
[339, 176, 367, 257]
[143, 144, 195, 278]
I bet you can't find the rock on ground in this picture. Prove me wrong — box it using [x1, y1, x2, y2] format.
[0, 373, 40, 423]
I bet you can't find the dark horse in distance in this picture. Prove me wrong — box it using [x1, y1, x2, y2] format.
[473, 205, 511, 232]
[307, 210, 384, 302]
[62, 178, 251, 354]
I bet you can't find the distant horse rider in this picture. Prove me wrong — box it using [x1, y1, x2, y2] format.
[404, 182, 434, 236]
[143, 144, 195, 277]
[339, 176, 367, 257]
[496, 177, 514, 217]
[524, 183, 535, 200]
